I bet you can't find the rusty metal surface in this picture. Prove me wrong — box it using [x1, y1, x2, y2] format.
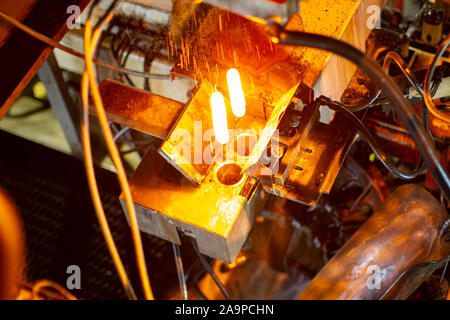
[428, 106, 450, 139]
[170, 0, 382, 114]
[159, 80, 266, 185]
[298, 184, 450, 300]
[98, 79, 185, 139]
[123, 149, 266, 263]
[98, 1, 384, 202]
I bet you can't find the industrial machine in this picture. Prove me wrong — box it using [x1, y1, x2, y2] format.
[0, 0, 449, 300]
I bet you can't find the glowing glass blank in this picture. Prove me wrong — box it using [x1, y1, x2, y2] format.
[227, 68, 246, 118]
[210, 91, 229, 144]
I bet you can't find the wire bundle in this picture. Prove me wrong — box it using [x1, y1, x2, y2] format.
[271, 24, 450, 201]
[80, 0, 153, 300]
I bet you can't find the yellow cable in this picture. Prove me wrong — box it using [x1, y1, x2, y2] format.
[81, 71, 137, 300]
[1, 2, 154, 301]
[84, 12, 154, 300]
[423, 33, 450, 123]
[32, 280, 77, 300]
[1, 5, 139, 300]
[0, 10, 169, 79]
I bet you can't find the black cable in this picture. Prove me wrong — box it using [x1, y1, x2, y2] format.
[144, 54, 153, 91]
[272, 25, 450, 200]
[92, 0, 119, 78]
[107, 16, 165, 89]
[341, 51, 425, 112]
[190, 238, 231, 300]
[0, 10, 170, 80]
[193, 272, 209, 300]
[120, 43, 137, 87]
[424, 34, 450, 112]
[341, 85, 385, 112]
[350, 73, 444, 112]
[172, 243, 188, 300]
[318, 96, 426, 180]
[110, 31, 136, 86]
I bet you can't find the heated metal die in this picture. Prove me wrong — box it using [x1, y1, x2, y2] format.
[121, 79, 270, 263]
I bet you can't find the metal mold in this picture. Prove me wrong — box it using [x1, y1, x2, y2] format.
[121, 150, 266, 263]
[215, 161, 246, 186]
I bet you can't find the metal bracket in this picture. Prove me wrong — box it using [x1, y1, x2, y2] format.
[38, 53, 83, 158]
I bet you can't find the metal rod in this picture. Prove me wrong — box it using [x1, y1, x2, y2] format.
[172, 243, 188, 300]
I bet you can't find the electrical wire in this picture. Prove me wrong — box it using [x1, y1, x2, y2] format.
[181, 253, 207, 300]
[32, 280, 78, 300]
[0, 10, 170, 80]
[83, 2, 154, 299]
[81, 72, 137, 300]
[80, 5, 137, 300]
[440, 256, 449, 284]
[190, 237, 231, 300]
[172, 243, 188, 300]
[318, 96, 425, 180]
[110, 30, 136, 86]
[328, 52, 435, 177]
[423, 33, 450, 122]
[108, 15, 168, 89]
[114, 126, 131, 142]
[341, 51, 426, 112]
[193, 272, 209, 300]
[85, 9, 154, 300]
[272, 25, 450, 201]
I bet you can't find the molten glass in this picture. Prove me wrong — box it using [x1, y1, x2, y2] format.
[226, 68, 246, 118]
[210, 91, 229, 144]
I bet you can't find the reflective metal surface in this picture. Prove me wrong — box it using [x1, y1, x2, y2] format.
[122, 149, 266, 263]
[298, 184, 450, 300]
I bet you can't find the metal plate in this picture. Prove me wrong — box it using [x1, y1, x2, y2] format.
[122, 149, 266, 263]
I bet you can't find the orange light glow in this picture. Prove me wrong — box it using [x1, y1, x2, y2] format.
[210, 91, 229, 144]
[226, 68, 246, 118]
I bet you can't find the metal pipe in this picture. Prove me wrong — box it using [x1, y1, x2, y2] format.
[298, 184, 450, 300]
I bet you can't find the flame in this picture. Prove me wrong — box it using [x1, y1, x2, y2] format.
[210, 91, 229, 144]
[226, 68, 246, 118]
